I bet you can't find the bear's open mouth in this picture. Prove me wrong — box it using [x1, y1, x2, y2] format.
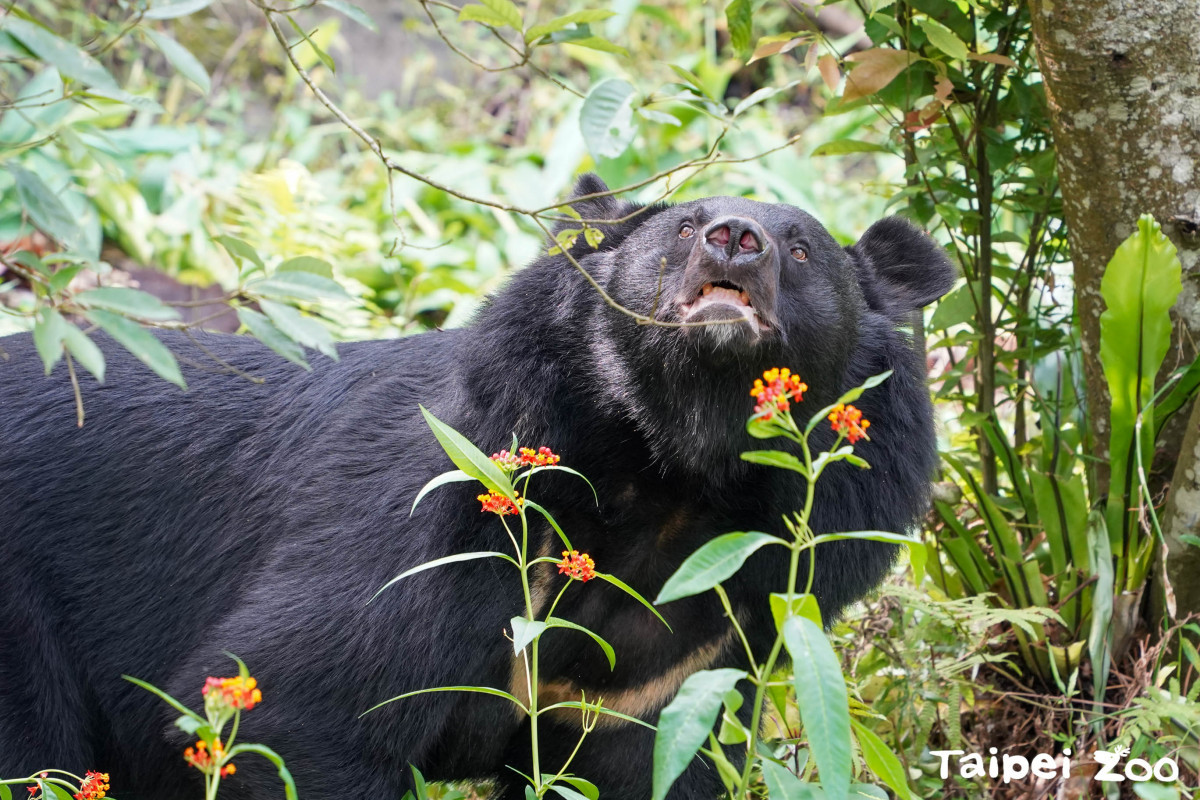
[678, 280, 770, 332]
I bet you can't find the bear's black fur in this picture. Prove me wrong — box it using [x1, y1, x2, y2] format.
[0, 175, 954, 799]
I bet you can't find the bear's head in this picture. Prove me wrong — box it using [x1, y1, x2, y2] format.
[555, 174, 955, 479]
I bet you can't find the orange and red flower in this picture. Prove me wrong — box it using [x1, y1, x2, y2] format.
[828, 404, 871, 443]
[491, 446, 562, 470]
[74, 771, 110, 800]
[557, 550, 596, 582]
[751, 367, 807, 420]
[478, 491, 523, 516]
[203, 675, 262, 712]
[184, 739, 236, 777]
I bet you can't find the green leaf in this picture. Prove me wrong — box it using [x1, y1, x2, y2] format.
[548, 785, 591, 800]
[761, 760, 822, 799]
[784, 616, 851, 800]
[124, 675, 208, 725]
[420, 406, 516, 498]
[3, 18, 119, 91]
[237, 307, 310, 370]
[916, 17, 968, 61]
[580, 78, 637, 160]
[278, 255, 335, 278]
[8, 163, 92, 257]
[852, 719, 912, 800]
[655, 532, 784, 604]
[248, 271, 351, 303]
[770, 592, 821, 633]
[725, 0, 752, 60]
[595, 572, 671, 630]
[260, 299, 338, 360]
[286, 15, 335, 72]
[362, 684, 527, 716]
[33, 308, 67, 374]
[541, 700, 656, 729]
[460, 0, 522, 29]
[731, 79, 805, 117]
[525, 464, 598, 504]
[519, 499, 574, 550]
[319, 0, 378, 31]
[48, 264, 83, 294]
[652, 668, 747, 800]
[1, 783, 12, 800]
[86, 310, 186, 389]
[546, 616, 616, 670]
[144, 29, 210, 93]
[371, 551, 518, 602]
[224, 743, 298, 800]
[558, 776, 600, 800]
[805, 371, 893, 435]
[214, 235, 264, 272]
[811, 140, 890, 157]
[1086, 511, 1114, 705]
[526, 10, 615, 42]
[40, 782, 73, 800]
[810, 530, 925, 585]
[740, 449, 808, 475]
[62, 323, 106, 383]
[410, 469, 476, 514]
[512, 617, 548, 654]
[562, 36, 628, 55]
[1099, 215, 1182, 556]
[1132, 783, 1180, 800]
[144, 0, 216, 18]
[1155, 353, 1200, 434]
[76, 287, 181, 321]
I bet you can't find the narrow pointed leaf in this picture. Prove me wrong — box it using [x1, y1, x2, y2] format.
[655, 532, 784, 603]
[652, 668, 747, 800]
[784, 616, 851, 800]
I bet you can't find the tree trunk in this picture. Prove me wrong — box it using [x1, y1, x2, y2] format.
[1028, 1, 1200, 617]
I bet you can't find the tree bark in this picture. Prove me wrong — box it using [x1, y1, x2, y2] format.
[1028, 1, 1200, 617]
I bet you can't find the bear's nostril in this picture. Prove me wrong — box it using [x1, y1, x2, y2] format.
[739, 231, 760, 252]
[707, 226, 731, 247]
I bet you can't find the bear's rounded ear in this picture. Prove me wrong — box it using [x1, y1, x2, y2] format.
[563, 173, 624, 223]
[847, 216, 957, 314]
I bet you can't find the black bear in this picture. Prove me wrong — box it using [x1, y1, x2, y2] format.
[0, 175, 953, 799]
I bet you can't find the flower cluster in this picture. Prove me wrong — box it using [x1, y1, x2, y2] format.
[74, 772, 110, 800]
[750, 367, 807, 420]
[828, 404, 871, 443]
[184, 739, 236, 778]
[203, 675, 262, 712]
[478, 490, 524, 516]
[490, 446, 562, 470]
[557, 550, 596, 582]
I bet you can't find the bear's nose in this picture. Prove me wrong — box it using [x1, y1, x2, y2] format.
[703, 216, 767, 262]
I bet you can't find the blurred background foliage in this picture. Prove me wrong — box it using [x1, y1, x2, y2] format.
[2, 0, 1198, 797]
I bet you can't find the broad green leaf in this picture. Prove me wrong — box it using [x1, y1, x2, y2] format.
[144, 0, 215, 18]
[1, 783, 12, 800]
[655, 532, 784, 604]
[260, 299, 339, 360]
[852, 720, 911, 800]
[371, 551, 517, 602]
[420, 406, 516, 498]
[638, 107, 681, 126]
[526, 9, 615, 42]
[76, 287, 181, 321]
[548, 785, 591, 800]
[8, 164, 92, 257]
[144, 30, 210, 93]
[811, 140, 890, 157]
[725, 0, 752, 60]
[850, 786, 889, 800]
[1099, 215, 1181, 554]
[546, 616, 616, 670]
[1132, 785, 1180, 800]
[3, 18, 119, 90]
[761, 760, 822, 799]
[512, 616, 548, 654]
[917, 17, 968, 61]
[48, 264, 83, 294]
[595, 572, 671, 630]
[40, 782, 73, 800]
[561, 36, 628, 56]
[1155, 353, 1200, 434]
[33, 309, 67, 374]
[741, 449, 807, 475]
[320, 0, 378, 31]
[651, 668, 747, 800]
[362, 684, 526, 716]
[237, 308, 310, 370]
[214, 235, 264, 272]
[784, 616, 851, 800]
[86, 310, 186, 389]
[278, 255, 335, 278]
[460, 0, 522, 29]
[770, 592, 821, 633]
[62, 324, 105, 382]
[224, 743, 298, 800]
[248, 271, 350, 303]
[459, 4, 514, 27]
[174, 714, 216, 739]
[580, 79, 636, 160]
[410, 469, 476, 514]
[558, 776, 600, 800]
[124, 675, 207, 725]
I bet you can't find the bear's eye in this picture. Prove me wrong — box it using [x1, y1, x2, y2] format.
[679, 224, 695, 239]
[791, 246, 808, 262]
